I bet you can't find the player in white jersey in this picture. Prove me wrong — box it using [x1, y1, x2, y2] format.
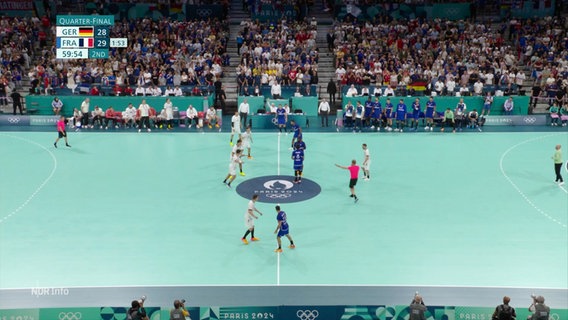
[241, 126, 254, 159]
[229, 111, 241, 146]
[223, 149, 243, 188]
[362, 143, 371, 181]
[231, 139, 246, 176]
[241, 194, 263, 245]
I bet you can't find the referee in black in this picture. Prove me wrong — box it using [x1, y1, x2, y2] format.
[409, 294, 426, 320]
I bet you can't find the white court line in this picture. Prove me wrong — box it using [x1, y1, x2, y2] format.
[499, 133, 567, 229]
[277, 133, 281, 175]
[0, 133, 58, 224]
[276, 251, 281, 286]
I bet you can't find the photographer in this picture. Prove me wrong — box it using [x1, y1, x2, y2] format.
[170, 299, 190, 320]
[528, 296, 550, 320]
[127, 297, 148, 320]
[409, 294, 426, 320]
[492, 296, 516, 320]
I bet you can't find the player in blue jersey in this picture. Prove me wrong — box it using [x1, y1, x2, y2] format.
[364, 97, 373, 128]
[384, 98, 394, 131]
[395, 99, 407, 132]
[274, 205, 295, 253]
[275, 104, 287, 133]
[410, 98, 421, 131]
[371, 97, 382, 131]
[354, 100, 364, 132]
[294, 134, 306, 150]
[424, 96, 436, 131]
[289, 120, 301, 150]
[292, 142, 305, 183]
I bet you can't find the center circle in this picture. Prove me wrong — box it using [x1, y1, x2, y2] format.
[236, 175, 321, 203]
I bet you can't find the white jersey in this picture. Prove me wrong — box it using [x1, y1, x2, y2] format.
[229, 154, 242, 175]
[241, 131, 252, 148]
[362, 148, 371, 170]
[164, 102, 173, 120]
[231, 115, 241, 134]
[139, 103, 150, 117]
[245, 200, 255, 228]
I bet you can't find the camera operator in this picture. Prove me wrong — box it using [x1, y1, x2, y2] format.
[409, 294, 426, 320]
[128, 297, 148, 320]
[492, 296, 516, 320]
[170, 299, 190, 320]
[528, 296, 550, 320]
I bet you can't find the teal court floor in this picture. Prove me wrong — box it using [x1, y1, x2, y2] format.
[0, 129, 567, 290]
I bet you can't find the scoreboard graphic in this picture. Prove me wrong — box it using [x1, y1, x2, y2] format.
[55, 15, 127, 60]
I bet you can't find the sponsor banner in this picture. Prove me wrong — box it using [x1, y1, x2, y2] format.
[484, 115, 546, 126]
[0, 115, 30, 126]
[0, 308, 39, 320]
[394, 305, 455, 320]
[30, 116, 59, 126]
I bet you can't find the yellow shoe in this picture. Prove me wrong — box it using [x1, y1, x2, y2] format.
[251, 237, 260, 241]
[247, 156, 253, 159]
[274, 248, 282, 253]
[289, 244, 296, 249]
[240, 172, 246, 176]
[242, 238, 248, 245]
[230, 142, 234, 146]
[215, 124, 220, 128]
[208, 125, 212, 129]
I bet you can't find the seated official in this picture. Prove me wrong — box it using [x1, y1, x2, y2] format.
[122, 103, 137, 128]
[104, 106, 118, 129]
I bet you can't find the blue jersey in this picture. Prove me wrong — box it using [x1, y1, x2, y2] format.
[425, 100, 436, 117]
[412, 101, 421, 119]
[345, 105, 354, 116]
[396, 103, 407, 120]
[291, 123, 300, 136]
[294, 141, 306, 150]
[292, 149, 304, 169]
[371, 101, 382, 119]
[385, 103, 394, 118]
[277, 210, 289, 232]
[364, 101, 373, 117]
[276, 108, 286, 124]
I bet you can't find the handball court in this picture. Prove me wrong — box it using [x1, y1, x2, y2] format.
[0, 128, 567, 307]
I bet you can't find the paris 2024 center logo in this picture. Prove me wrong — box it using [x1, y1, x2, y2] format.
[236, 175, 321, 203]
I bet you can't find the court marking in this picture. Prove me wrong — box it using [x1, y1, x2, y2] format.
[499, 133, 567, 229]
[0, 133, 58, 224]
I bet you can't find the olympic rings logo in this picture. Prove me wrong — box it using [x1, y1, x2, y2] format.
[196, 9, 213, 16]
[59, 312, 82, 320]
[297, 310, 319, 320]
[8, 117, 20, 123]
[265, 193, 292, 199]
[523, 117, 536, 124]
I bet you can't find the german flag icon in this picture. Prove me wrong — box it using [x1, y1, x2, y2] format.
[78, 27, 94, 37]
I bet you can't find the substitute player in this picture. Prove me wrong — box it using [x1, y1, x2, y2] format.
[242, 194, 263, 244]
[362, 144, 370, 181]
[410, 98, 421, 131]
[394, 98, 407, 132]
[335, 160, 360, 203]
[241, 126, 254, 159]
[230, 111, 241, 146]
[274, 205, 295, 253]
[292, 142, 305, 183]
[384, 98, 394, 131]
[275, 104, 287, 134]
[223, 149, 243, 188]
[425, 96, 436, 131]
[53, 115, 71, 148]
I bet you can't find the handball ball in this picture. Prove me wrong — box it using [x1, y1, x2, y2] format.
[387, 127, 392, 132]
